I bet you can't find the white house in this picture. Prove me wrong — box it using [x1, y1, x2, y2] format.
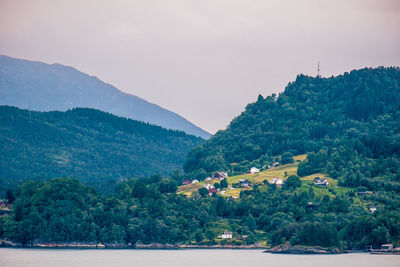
[204, 184, 214, 190]
[314, 177, 329, 186]
[205, 177, 212, 181]
[270, 177, 284, 186]
[250, 167, 260, 174]
[221, 231, 232, 239]
[192, 179, 199, 184]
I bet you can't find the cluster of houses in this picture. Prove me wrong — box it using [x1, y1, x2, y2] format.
[182, 172, 229, 186]
[269, 177, 285, 186]
[247, 162, 279, 175]
[182, 179, 196, 185]
[181, 172, 230, 196]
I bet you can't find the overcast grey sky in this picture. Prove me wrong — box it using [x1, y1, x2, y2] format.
[0, 0, 399, 133]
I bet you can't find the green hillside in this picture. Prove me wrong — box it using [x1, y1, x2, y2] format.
[184, 67, 400, 194]
[2, 68, 400, 250]
[0, 106, 204, 193]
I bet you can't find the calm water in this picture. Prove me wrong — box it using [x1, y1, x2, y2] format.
[1, 248, 399, 267]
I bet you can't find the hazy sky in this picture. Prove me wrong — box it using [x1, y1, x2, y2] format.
[0, 0, 399, 133]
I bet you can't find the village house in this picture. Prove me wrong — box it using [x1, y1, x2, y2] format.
[221, 231, 232, 239]
[208, 188, 219, 196]
[381, 244, 393, 251]
[307, 201, 320, 210]
[239, 179, 252, 187]
[369, 205, 377, 213]
[191, 179, 199, 184]
[270, 177, 284, 186]
[0, 200, 7, 209]
[249, 167, 260, 174]
[313, 177, 329, 187]
[182, 179, 191, 186]
[205, 177, 212, 181]
[204, 183, 214, 190]
[212, 172, 228, 180]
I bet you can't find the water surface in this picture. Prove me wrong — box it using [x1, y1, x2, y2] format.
[1, 248, 399, 267]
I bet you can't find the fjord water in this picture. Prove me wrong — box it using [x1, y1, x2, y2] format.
[1, 249, 399, 267]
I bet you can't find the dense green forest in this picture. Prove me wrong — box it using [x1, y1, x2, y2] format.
[0, 106, 204, 193]
[1, 67, 400, 249]
[1, 176, 399, 249]
[183, 67, 400, 193]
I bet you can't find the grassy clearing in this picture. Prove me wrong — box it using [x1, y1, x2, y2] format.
[177, 154, 351, 199]
[293, 154, 307, 161]
[227, 162, 299, 185]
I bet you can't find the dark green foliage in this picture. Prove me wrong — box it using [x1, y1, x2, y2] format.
[220, 178, 228, 189]
[284, 175, 302, 190]
[281, 152, 294, 165]
[5, 189, 15, 204]
[184, 67, 400, 180]
[2, 176, 400, 249]
[2, 67, 400, 249]
[0, 106, 204, 193]
[198, 188, 208, 197]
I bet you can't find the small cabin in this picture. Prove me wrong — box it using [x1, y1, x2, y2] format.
[239, 179, 252, 187]
[192, 179, 199, 184]
[369, 206, 377, 213]
[249, 167, 260, 174]
[212, 172, 228, 180]
[314, 177, 329, 187]
[182, 179, 191, 185]
[381, 244, 393, 251]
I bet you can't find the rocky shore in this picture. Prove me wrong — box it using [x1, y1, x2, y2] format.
[264, 243, 343, 254]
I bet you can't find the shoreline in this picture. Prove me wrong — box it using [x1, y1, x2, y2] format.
[0, 240, 265, 250]
[1, 240, 398, 255]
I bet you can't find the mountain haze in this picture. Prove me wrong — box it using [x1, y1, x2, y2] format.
[0, 55, 210, 138]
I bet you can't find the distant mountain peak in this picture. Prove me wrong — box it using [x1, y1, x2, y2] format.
[0, 55, 211, 139]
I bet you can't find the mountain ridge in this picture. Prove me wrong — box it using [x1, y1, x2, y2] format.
[0, 105, 204, 193]
[0, 55, 211, 138]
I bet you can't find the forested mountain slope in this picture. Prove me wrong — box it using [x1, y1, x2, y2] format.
[0, 55, 210, 138]
[184, 67, 400, 191]
[0, 106, 204, 192]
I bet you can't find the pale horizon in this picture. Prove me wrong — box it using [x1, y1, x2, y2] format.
[1, 0, 399, 133]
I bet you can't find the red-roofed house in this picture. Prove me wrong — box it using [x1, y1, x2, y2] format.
[209, 188, 218, 196]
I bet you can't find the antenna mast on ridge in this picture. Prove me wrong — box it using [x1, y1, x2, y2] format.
[317, 61, 320, 77]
